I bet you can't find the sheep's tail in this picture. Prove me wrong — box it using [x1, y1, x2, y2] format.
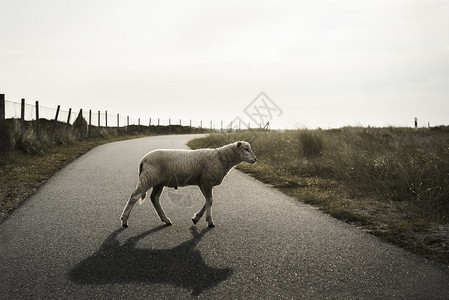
[138, 161, 147, 204]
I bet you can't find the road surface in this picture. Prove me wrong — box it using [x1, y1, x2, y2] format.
[1, 134, 449, 299]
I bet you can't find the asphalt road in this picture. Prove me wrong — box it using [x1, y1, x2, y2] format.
[1, 134, 449, 299]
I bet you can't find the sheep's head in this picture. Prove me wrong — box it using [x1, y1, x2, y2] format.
[236, 141, 257, 164]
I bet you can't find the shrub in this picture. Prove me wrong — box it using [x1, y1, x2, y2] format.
[299, 131, 323, 158]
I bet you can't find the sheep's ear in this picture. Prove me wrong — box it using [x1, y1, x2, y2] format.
[237, 141, 242, 149]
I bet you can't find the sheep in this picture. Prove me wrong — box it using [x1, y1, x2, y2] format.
[120, 141, 256, 228]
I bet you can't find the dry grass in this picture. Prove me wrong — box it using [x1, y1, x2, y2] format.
[188, 127, 449, 266]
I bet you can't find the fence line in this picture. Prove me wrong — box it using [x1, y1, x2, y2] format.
[0, 95, 255, 132]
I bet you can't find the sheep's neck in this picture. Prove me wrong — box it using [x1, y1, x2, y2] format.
[217, 147, 241, 171]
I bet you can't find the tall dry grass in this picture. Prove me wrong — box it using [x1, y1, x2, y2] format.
[188, 127, 449, 223]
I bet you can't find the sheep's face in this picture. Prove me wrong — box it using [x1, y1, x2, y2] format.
[236, 141, 257, 164]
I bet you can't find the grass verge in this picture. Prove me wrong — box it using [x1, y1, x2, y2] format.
[188, 128, 449, 266]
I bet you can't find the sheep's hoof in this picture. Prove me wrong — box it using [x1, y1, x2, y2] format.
[192, 217, 198, 225]
[122, 223, 128, 228]
[206, 217, 215, 227]
[163, 218, 172, 226]
[164, 221, 172, 226]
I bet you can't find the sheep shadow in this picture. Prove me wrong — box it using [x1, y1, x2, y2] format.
[68, 226, 233, 296]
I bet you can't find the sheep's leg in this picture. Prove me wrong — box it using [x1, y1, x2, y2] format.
[204, 188, 215, 227]
[192, 204, 206, 225]
[194, 186, 215, 227]
[150, 184, 172, 225]
[121, 186, 145, 228]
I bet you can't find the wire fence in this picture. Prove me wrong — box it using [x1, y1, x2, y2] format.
[2, 98, 213, 129]
[1, 94, 239, 152]
[0, 94, 271, 132]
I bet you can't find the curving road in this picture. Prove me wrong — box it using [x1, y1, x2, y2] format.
[1, 134, 449, 299]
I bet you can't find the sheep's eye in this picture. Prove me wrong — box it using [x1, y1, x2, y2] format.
[244, 148, 250, 152]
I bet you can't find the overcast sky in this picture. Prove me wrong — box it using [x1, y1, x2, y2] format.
[1, 0, 448, 129]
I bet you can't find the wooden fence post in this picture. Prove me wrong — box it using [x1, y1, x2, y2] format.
[149, 118, 152, 126]
[35, 101, 40, 138]
[98, 110, 100, 127]
[0, 94, 5, 151]
[66, 108, 72, 132]
[53, 105, 60, 136]
[88, 109, 92, 137]
[105, 111, 108, 128]
[20, 98, 26, 134]
[20, 99, 25, 123]
[117, 113, 119, 128]
[66, 108, 72, 124]
[0, 94, 4, 121]
[54, 105, 60, 121]
[20, 98, 25, 134]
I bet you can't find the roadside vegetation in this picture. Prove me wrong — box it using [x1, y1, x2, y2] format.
[188, 127, 449, 265]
